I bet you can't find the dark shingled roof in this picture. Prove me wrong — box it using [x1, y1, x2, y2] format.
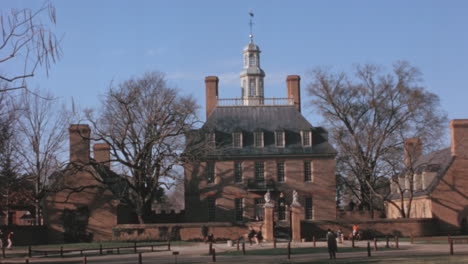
[389, 147, 454, 200]
[190, 105, 336, 159]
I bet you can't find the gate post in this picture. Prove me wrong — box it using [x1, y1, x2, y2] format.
[263, 194, 275, 242]
[291, 204, 304, 242]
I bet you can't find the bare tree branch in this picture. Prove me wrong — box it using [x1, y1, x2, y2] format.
[307, 61, 447, 218]
[0, 1, 61, 92]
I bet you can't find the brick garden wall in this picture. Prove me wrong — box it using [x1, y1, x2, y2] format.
[113, 222, 253, 241]
[0, 225, 48, 246]
[301, 218, 439, 241]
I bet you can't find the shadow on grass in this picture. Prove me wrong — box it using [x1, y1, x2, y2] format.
[286, 255, 468, 264]
[219, 246, 399, 256]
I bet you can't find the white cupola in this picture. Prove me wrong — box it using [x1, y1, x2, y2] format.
[240, 13, 265, 105]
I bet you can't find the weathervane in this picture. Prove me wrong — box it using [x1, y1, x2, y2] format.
[249, 9, 254, 42]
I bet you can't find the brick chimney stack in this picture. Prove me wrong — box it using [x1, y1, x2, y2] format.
[69, 124, 90, 164]
[404, 138, 422, 166]
[205, 76, 219, 119]
[93, 143, 111, 167]
[287, 75, 301, 112]
[450, 119, 468, 159]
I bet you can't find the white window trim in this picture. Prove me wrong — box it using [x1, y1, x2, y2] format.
[304, 161, 313, 182]
[208, 132, 216, 148]
[275, 131, 285, 147]
[233, 131, 243, 148]
[301, 130, 312, 147]
[277, 161, 286, 183]
[254, 131, 264, 148]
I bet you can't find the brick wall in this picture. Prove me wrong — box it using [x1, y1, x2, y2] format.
[386, 197, 433, 219]
[0, 225, 48, 246]
[44, 166, 118, 243]
[301, 218, 439, 240]
[431, 158, 468, 233]
[113, 222, 250, 241]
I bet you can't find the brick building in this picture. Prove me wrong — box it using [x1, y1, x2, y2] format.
[386, 119, 468, 234]
[184, 36, 337, 228]
[43, 125, 118, 242]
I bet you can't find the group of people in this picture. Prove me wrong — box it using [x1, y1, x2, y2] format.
[0, 230, 14, 249]
[247, 226, 263, 245]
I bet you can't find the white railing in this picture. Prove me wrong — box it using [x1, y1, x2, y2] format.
[217, 98, 294, 106]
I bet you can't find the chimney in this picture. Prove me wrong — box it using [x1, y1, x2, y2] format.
[287, 75, 301, 112]
[450, 119, 468, 159]
[69, 124, 91, 164]
[93, 143, 110, 167]
[205, 76, 219, 119]
[404, 138, 422, 166]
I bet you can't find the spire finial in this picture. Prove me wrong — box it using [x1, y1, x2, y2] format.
[249, 9, 254, 42]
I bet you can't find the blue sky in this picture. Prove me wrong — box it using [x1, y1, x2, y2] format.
[3, 0, 468, 128]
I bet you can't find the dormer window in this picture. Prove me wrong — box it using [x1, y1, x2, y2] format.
[233, 131, 243, 148]
[301, 130, 312, 147]
[275, 130, 285, 147]
[254, 130, 264, 148]
[207, 132, 216, 148]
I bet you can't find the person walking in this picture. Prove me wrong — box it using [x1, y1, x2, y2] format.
[352, 224, 359, 238]
[326, 229, 337, 259]
[6, 231, 13, 249]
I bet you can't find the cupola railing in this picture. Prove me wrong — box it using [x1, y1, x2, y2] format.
[217, 98, 294, 106]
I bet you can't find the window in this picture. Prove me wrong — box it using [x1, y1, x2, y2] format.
[275, 131, 285, 147]
[301, 130, 312, 146]
[304, 161, 312, 182]
[207, 132, 215, 148]
[254, 198, 265, 221]
[254, 162, 265, 183]
[206, 162, 215, 184]
[249, 53, 255, 66]
[234, 162, 243, 183]
[249, 79, 255, 96]
[277, 162, 285, 182]
[233, 132, 242, 148]
[254, 131, 264, 147]
[235, 198, 243, 221]
[305, 197, 313, 220]
[207, 197, 216, 221]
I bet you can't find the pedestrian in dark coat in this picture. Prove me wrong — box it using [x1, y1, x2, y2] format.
[326, 229, 337, 259]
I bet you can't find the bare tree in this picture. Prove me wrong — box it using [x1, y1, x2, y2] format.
[86, 72, 199, 223]
[0, 1, 61, 92]
[0, 90, 23, 224]
[307, 61, 447, 218]
[16, 89, 70, 225]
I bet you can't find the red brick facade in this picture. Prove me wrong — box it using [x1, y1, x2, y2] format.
[44, 125, 117, 242]
[386, 119, 468, 234]
[184, 74, 337, 231]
